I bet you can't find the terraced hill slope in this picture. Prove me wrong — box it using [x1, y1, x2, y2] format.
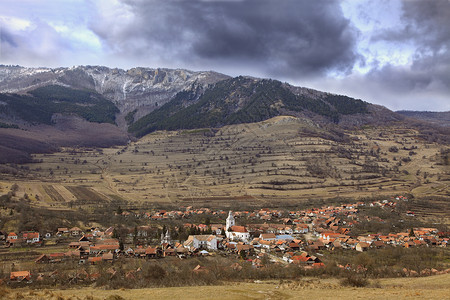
[1, 116, 448, 216]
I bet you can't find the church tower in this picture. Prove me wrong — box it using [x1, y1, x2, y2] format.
[226, 211, 235, 231]
[161, 229, 172, 246]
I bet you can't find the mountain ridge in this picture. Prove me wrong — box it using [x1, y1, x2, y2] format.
[128, 76, 376, 137]
[0, 65, 447, 165]
[0, 65, 229, 127]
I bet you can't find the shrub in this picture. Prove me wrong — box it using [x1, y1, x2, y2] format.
[340, 273, 368, 287]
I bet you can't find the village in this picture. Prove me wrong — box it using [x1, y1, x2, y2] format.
[2, 195, 449, 284]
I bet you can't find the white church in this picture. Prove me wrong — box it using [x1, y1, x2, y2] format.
[225, 211, 250, 242]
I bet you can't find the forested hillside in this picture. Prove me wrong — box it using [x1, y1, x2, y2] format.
[129, 77, 369, 137]
[0, 85, 119, 125]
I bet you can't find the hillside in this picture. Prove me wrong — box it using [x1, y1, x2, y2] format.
[0, 65, 402, 136]
[0, 85, 129, 163]
[1, 116, 448, 215]
[0, 65, 403, 164]
[397, 111, 450, 127]
[0, 65, 447, 169]
[0, 85, 119, 125]
[128, 76, 371, 137]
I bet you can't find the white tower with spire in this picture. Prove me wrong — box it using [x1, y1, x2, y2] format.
[161, 230, 172, 246]
[226, 211, 235, 231]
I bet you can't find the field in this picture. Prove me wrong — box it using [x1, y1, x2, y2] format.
[2, 273, 450, 299]
[0, 116, 448, 214]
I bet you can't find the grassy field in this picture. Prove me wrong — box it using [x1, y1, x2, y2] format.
[0, 116, 448, 213]
[2, 273, 449, 299]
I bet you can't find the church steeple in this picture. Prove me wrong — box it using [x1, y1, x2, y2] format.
[226, 211, 235, 231]
[161, 229, 172, 245]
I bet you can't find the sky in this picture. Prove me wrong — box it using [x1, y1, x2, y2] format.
[0, 0, 449, 111]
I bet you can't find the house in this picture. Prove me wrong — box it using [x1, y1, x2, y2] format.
[88, 256, 103, 264]
[288, 242, 300, 251]
[49, 252, 66, 262]
[291, 255, 313, 265]
[22, 232, 40, 244]
[163, 248, 176, 257]
[70, 227, 82, 236]
[308, 240, 326, 251]
[145, 247, 161, 258]
[35, 254, 50, 264]
[259, 240, 273, 250]
[371, 240, 386, 249]
[355, 242, 370, 252]
[260, 233, 276, 241]
[184, 235, 218, 250]
[10, 271, 31, 282]
[211, 224, 225, 235]
[236, 244, 254, 255]
[57, 228, 69, 236]
[294, 224, 309, 234]
[230, 262, 243, 271]
[134, 247, 146, 258]
[102, 252, 114, 261]
[6, 232, 18, 241]
[89, 244, 120, 255]
[176, 246, 189, 258]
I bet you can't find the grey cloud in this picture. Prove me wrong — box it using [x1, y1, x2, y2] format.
[0, 20, 72, 66]
[0, 29, 18, 48]
[365, 0, 450, 108]
[90, 0, 360, 77]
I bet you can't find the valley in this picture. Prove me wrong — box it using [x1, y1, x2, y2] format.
[0, 66, 448, 297]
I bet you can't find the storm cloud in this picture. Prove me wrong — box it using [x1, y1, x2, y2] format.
[89, 0, 360, 78]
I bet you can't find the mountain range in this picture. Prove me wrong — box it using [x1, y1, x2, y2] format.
[0, 65, 448, 163]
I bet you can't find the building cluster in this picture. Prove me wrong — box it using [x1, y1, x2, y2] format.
[2, 197, 448, 283]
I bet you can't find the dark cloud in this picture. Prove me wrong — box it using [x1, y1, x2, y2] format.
[90, 0, 360, 77]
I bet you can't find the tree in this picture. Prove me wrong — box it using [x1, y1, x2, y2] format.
[133, 226, 138, 246]
[353, 252, 375, 277]
[409, 228, 415, 237]
[116, 206, 123, 215]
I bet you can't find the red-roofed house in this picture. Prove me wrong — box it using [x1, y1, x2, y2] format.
[10, 271, 31, 282]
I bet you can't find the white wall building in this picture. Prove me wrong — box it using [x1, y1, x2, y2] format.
[184, 235, 218, 250]
[226, 211, 250, 242]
